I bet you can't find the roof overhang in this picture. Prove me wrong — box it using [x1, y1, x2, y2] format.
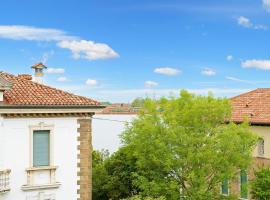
[233, 121, 270, 126]
[0, 105, 105, 115]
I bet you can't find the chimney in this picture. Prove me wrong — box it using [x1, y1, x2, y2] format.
[31, 62, 47, 84]
[0, 76, 13, 102]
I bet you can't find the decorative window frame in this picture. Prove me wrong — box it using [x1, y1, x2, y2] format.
[29, 122, 54, 168]
[22, 122, 60, 191]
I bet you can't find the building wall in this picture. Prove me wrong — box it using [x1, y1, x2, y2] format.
[0, 117, 79, 200]
[251, 126, 270, 159]
[92, 114, 136, 153]
[228, 125, 270, 199]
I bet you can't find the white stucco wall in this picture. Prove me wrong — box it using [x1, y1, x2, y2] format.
[0, 117, 79, 200]
[92, 114, 136, 153]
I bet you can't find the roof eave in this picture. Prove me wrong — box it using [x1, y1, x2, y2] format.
[0, 105, 105, 115]
[231, 120, 270, 126]
[0, 104, 105, 109]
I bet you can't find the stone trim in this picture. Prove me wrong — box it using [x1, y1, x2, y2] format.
[77, 117, 93, 200]
[21, 183, 61, 191]
[1, 112, 93, 118]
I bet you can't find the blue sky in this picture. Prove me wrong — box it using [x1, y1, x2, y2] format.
[1, 0, 270, 102]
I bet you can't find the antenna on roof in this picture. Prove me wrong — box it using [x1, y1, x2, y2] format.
[31, 62, 47, 84]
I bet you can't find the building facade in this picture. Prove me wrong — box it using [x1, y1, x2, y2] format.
[0, 64, 103, 200]
[221, 89, 270, 199]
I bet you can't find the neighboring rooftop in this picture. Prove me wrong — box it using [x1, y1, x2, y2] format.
[99, 103, 140, 114]
[231, 88, 270, 125]
[0, 72, 100, 107]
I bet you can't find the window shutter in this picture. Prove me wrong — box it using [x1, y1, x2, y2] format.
[221, 179, 229, 195]
[33, 130, 50, 167]
[240, 170, 248, 199]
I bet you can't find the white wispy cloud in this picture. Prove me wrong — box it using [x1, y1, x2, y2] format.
[145, 81, 158, 87]
[42, 50, 54, 63]
[57, 77, 68, 82]
[263, 0, 270, 12]
[226, 76, 270, 84]
[58, 40, 119, 60]
[226, 76, 253, 84]
[0, 25, 75, 41]
[238, 16, 252, 28]
[86, 79, 98, 87]
[46, 68, 65, 74]
[241, 59, 270, 70]
[237, 16, 267, 30]
[201, 68, 216, 76]
[57, 84, 252, 103]
[227, 55, 233, 61]
[154, 67, 181, 76]
[0, 25, 119, 61]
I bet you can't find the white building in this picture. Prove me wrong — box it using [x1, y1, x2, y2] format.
[0, 63, 103, 200]
[92, 114, 136, 153]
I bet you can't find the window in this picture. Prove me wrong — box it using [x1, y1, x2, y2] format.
[33, 130, 50, 167]
[240, 170, 248, 199]
[221, 179, 229, 195]
[258, 138, 264, 157]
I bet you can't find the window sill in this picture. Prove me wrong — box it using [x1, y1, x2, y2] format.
[21, 182, 61, 191]
[25, 166, 58, 172]
[0, 188, 10, 194]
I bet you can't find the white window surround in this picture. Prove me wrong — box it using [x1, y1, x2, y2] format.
[21, 122, 60, 191]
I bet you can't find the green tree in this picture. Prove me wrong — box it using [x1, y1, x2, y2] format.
[251, 167, 270, 200]
[92, 148, 140, 200]
[122, 90, 258, 200]
[104, 147, 140, 199]
[92, 150, 110, 200]
[131, 98, 147, 108]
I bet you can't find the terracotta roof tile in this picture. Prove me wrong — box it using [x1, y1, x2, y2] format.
[98, 103, 139, 114]
[0, 72, 100, 106]
[231, 88, 270, 124]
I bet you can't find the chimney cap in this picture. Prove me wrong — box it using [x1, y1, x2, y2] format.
[31, 62, 47, 69]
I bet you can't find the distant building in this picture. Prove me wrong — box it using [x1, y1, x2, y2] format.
[92, 103, 138, 153]
[100, 103, 140, 114]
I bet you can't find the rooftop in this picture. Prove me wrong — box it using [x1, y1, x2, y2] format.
[231, 88, 270, 125]
[0, 72, 100, 107]
[98, 103, 139, 114]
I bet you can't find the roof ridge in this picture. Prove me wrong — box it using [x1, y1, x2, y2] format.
[230, 88, 258, 100]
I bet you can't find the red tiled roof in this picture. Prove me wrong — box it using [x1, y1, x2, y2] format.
[231, 88, 270, 124]
[98, 103, 139, 114]
[0, 72, 100, 106]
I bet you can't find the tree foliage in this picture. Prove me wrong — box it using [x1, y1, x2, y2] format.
[93, 148, 140, 200]
[131, 98, 147, 108]
[251, 167, 270, 200]
[121, 90, 258, 200]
